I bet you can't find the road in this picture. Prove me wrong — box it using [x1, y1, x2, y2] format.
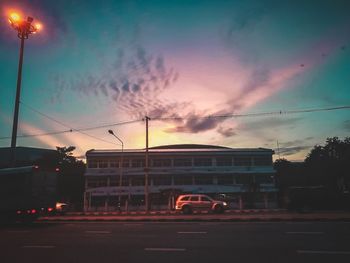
[1, 221, 349, 263]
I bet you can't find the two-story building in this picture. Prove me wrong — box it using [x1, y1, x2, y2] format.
[84, 144, 277, 211]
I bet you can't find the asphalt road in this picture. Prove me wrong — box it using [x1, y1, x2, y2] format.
[1, 221, 350, 263]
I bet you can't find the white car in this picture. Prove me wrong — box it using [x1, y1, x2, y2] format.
[175, 194, 228, 214]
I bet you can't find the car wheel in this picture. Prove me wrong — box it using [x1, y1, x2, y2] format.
[182, 205, 192, 214]
[214, 204, 223, 214]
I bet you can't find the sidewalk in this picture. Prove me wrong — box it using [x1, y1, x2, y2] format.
[39, 210, 350, 222]
[66, 209, 285, 216]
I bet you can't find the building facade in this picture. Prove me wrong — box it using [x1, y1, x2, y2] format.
[84, 144, 277, 211]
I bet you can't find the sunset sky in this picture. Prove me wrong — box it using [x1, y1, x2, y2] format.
[0, 0, 349, 161]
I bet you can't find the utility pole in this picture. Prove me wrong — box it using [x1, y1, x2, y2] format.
[144, 116, 150, 212]
[10, 35, 24, 167]
[8, 13, 42, 167]
[277, 140, 281, 159]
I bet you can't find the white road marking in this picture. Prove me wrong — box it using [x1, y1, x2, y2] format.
[286, 232, 324, 234]
[85, 230, 111, 234]
[199, 223, 222, 225]
[297, 250, 350, 255]
[145, 248, 186, 252]
[177, 231, 207, 234]
[7, 230, 31, 233]
[22, 245, 55, 249]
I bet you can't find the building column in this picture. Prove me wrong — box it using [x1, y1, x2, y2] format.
[106, 177, 110, 212]
[264, 193, 268, 209]
[239, 195, 243, 210]
[83, 191, 87, 212]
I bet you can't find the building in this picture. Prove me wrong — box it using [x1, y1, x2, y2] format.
[0, 146, 58, 168]
[84, 144, 277, 211]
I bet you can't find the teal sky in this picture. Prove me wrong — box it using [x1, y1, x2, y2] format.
[0, 0, 349, 160]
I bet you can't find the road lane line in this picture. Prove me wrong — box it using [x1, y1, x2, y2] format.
[286, 232, 324, 235]
[177, 231, 207, 234]
[145, 248, 186, 252]
[22, 245, 55, 249]
[297, 250, 350, 255]
[85, 230, 111, 234]
[7, 230, 31, 233]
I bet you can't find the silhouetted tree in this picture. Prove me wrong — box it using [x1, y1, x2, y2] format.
[305, 137, 350, 194]
[56, 146, 86, 210]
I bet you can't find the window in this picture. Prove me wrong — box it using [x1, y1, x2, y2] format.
[122, 159, 130, 168]
[132, 159, 145, 167]
[253, 156, 272, 166]
[152, 175, 172, 185]
[152, 159, 171, 167]
[110, 176, 129, 186]
[109, 160, 118, 168]
[190, 196, 199, 201]
[235, 174, 252, 184]
[194, 158, 212, 166]
[180, 196, 190, 201]
[201, 196, 211, 202]
[174, 158, 192, 167]
[88, 160, 98, 168]
[194, 175, 213, 185]
[87, 178, 107, 187]
[217, 175, 234, 185]
[174, 175, 193, 185]
[216, 157, 232, 166]
[130, 176, 145, 186]
[234, 156, 251, 166]
[254, 174, 274, 184]
[98, 160, 108, 168]
[110, 177, 118, 186]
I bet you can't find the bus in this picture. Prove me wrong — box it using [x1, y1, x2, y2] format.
[0, 165, 58, 223]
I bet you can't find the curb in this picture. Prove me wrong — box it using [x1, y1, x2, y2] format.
[38, 212, 350, 223]
[66, 209, 286, 216]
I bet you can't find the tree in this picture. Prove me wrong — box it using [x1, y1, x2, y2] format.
[305, 137, 350, 195]
[56, 146, 86, 210]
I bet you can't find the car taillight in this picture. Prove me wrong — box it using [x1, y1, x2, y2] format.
[48, 207, 53, 212]
[31, 209, 37, 214]
[16, 210, 22, 214]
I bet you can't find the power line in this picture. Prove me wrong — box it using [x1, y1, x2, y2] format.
[0, 102, 141, 144]
[1, 104, 349, 140]
[20, 102, 121, 146]
[153, 105, 350, 121]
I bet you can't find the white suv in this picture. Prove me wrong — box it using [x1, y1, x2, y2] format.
[175, 194, 228, 214]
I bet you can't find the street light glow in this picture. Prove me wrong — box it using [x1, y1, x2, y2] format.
[34, 23, 42, 31]
[10, 12, 21, 22]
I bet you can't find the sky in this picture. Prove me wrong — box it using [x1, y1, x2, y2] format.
[0, 0, 349, 161]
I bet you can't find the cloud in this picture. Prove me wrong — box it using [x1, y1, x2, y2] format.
[166, 114, 223, 134]
[217, 126, 236, 137]
[52, 45, 179, 119]
[278, 146, 311, 156]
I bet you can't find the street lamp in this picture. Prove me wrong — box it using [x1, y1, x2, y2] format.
[108, 130, 124, 206]
[8, 12, 42, 166]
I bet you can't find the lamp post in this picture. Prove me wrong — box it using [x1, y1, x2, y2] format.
[8, 12, 41, 167]
[108, 130, 124, 206]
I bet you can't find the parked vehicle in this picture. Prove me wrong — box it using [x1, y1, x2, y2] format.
[175, 194, 228, 214]
[0, 166, 58, 223]
[55, 202, 68, 215]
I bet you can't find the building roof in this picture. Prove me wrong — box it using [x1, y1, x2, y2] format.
[86, 144, 274, 157]
[0, 146, 57, 168]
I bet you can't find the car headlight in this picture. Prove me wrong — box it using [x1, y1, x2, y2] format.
[223, 202, 228, 206]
